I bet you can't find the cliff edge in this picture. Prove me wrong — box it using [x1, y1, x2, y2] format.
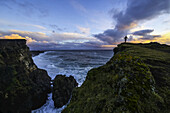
[63, 42, 170, 113]
[0, 39, 51, 113]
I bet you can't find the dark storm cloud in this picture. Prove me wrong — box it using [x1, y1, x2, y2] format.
[114, 0, 169, 30]
[132, 29, 161, 40]
[94, 0, 169, 44]
[94, 29, 127, 44]
[133, 29, 154, 36]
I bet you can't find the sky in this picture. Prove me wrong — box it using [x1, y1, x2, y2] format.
[0, 0, 169, 50]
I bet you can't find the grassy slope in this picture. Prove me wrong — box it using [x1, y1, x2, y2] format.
[62, 42, 170, 113]
[114, 43, 170, 112]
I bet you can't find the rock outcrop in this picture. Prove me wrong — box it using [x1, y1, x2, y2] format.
[62, 42, 170, 113]
[52, 75, 78, 108]
[31, 51, 45, 57]
[0, 39, 51, 113]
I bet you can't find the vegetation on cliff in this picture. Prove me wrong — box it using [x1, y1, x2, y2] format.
[0, 39, 51, 113]
[63, 42, 170, 113]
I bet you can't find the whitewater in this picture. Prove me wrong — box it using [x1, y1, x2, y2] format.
[31, 50, 113, 113]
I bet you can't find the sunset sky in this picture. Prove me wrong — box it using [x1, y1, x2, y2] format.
[0, 0, 169, 50]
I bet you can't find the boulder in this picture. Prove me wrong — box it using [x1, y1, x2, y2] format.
[52, 75, 78, 108]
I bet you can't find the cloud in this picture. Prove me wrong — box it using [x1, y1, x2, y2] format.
[49, 24, 66, 32]
[0, 30, 110, 50]
[154, 32, 170, 44]
[129, 32, 170, 44]
[0, 0, 48, 17]
[131, 29, 161, 40]
[0, 34, 25, 39]
[77, 26, 90, 34]
[71, 0, 87, 14]
[133, 29, 154, 36]
[31, 24, 46, 30]
[0, 32, 63, 50]
[101, 45, 117, 48]
[94, 29, 127, 44]
[49, 24, 58, 29]
[0, 30, 97, 42]
[0, 19, 47, 30]
[0, 30, 48, 41]
[28, 40, 110, 50]
[0, 34, 37, 44]
[94, 0, 169, 44]
[27, 41, 59, 50]
[140, 35, 161, 40]
[113, 0, 169, 30]
[50, 32, 95, 42]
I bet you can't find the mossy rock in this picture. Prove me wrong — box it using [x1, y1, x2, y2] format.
[0, 40, 51, 113]
[52, 75, 78, 108]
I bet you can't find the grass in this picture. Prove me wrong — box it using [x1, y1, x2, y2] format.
[62, 42, 170, 113]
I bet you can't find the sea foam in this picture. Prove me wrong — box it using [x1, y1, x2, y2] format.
[32, 50, 113, 113]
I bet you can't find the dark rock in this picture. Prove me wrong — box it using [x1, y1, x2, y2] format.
[52, 75, 78, 108]
[30, 51, 45, 57]
[0, 39, 51, 113]
[29, 69, 51, 109]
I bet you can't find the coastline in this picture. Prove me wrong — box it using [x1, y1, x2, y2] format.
[31, 49, 113, 112]
[63, 42, 170, 113]
[1, 39, 169, 113]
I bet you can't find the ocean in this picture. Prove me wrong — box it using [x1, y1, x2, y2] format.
[32, 50, 113, 113]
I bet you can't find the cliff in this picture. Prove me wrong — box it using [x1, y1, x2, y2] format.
[62, 42, 170, 113]
[0, 39, 51, 113]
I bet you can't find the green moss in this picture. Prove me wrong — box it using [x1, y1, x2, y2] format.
[63, 42, 170, 113]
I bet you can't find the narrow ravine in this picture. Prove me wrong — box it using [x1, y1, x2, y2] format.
[31, 50, 113, 113]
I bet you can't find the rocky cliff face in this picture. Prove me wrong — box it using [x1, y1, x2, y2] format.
[0, 39, 51, 113]
[62, 42, 170, 113]
[52, 75, 78, 108]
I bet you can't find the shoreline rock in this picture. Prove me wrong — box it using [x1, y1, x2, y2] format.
[0, 39, 51, 113]
[52, 75, 78, 108]
[30, 50, 45, 57]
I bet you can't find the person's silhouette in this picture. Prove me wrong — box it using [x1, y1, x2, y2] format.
[124, 36, 128, 43]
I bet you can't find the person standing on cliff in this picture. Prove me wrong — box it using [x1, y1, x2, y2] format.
[124, 36, 128, 43]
